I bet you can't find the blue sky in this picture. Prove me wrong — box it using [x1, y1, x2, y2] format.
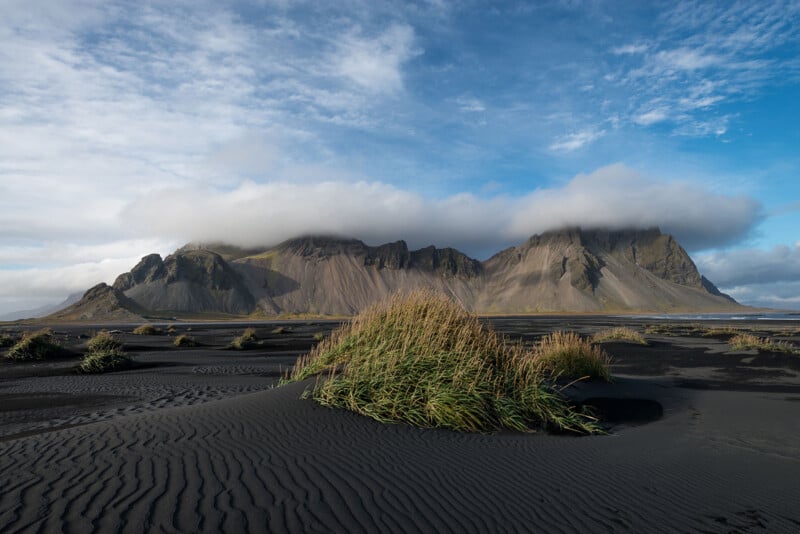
[1, 0, 799, 314]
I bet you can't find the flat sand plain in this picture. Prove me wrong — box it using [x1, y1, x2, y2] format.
[1, 317, 799, 533]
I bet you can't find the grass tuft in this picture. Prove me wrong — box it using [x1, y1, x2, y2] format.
[0, 333, 16, 348]
[80, 330, 130, 373]
[591, 327, 647, 346]
[287, 290, 604, 434]
[729, 333, 797, 354]
[230, 328, 258, 350]
[5, 329, 64, 361]
[536, 331, 612, 381]
[80, 349, 129, 373]
[87, 331, 123, 353]
[133, 324, 159, 335]
[699, 326, 741, 338]
[174, 334, 197, 347]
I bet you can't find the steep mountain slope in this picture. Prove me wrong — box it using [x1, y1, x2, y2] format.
[112, 250, 255, 315]
[49, 283, 146, 322]
[52, 228, 741, 320]
[232, 237, 482, 315]
[478, 228, 737, 313]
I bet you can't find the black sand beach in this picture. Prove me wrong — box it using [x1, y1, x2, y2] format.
[1, 318, 799, 532]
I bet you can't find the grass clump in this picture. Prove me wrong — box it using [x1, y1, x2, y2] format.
[0, 333, 16, 348]
[80, 349, 129, 373]
[80, 331, 130, 373]
[133, 324, 159, 335]
[700, 326, 741, 338]
[174, 334, 197, 347]
[535, 331, 612, 381]
[729, 333, 797, 354]
[87, 331, 123, 353]
[5, 329, 64, 361]
[230, 328, 258, 350]
[591, 327, 647, 346]
[287, 290, 603, 434]
[271, 326, 287, 335]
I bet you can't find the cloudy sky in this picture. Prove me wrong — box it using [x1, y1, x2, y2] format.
[1, 0, 799, 315]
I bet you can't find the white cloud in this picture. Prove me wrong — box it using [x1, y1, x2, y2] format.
[333, 24, 418, 94]
[508, 164, 761, 251]
[722, 282, 800, 311]
[633, 109, 669, 126]
[115, 163, 760, 255]
[455, 97, 486, 112]
[655, 48, 720, 71]
[612, 43, 648, 55]
[695, 244, 800, 288]
[549, 128, 606, 152]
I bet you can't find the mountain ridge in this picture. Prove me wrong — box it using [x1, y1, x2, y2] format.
[51, 228, 742, 320]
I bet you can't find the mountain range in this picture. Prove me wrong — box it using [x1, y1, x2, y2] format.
[50, 227, 741, 321]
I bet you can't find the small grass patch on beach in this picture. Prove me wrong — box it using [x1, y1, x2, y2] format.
[230, 328, 259, 350]
[644, 324, 679, 336]
[174, 334, 197, 347]
[80, 349, 130, 373]
[80, 331, 130, 373]
[5, 329, 65, 361]
[87, 331, 123, 353]
[699, 326, 742, 338]
[287, 291, 604, 434]
[591, 327, 647, 346]
[0, 333, 16, 348]
[133, 324, 159, 335]
[536, 331, 612, 381]
[729, 333, 797, 354]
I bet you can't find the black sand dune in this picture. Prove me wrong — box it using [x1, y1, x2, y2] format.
[1, 318, 799, 532]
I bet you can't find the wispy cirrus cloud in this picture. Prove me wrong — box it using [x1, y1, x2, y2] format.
[607, 0, 800, 138]
[548, 128, 606, 152]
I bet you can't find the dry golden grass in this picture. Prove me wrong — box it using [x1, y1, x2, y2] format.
[174, 334, 197, 347]
[87, 331, 123, 353]
[536, 331, 612, 380]
[5, 329, 64, 361]
[729, 333, 797, 353]
[132, 324, 159, 335]
[591, 327, 647, 346]
[287, 290, 607, 434]
[230, 327, 258, 350]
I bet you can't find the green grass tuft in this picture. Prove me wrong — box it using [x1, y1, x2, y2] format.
[536, 331, 612, 381]
[80, 349, 130, 373]
[87, 331, 123, 353]
[174, 334, 197, 347]
[230, 328, 258, 350]
[287, 290, 604, 434]
[133, 324, 159, 335]
[5, 329, 64, 361]
[591, 327, 647, 346]
[729, 333, 797, 354]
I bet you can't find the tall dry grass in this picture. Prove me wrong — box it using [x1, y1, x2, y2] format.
[5, 329, 64, 361]
[537, 331, 612, 380]
[288, 290, 607, 434]
[591, 327, 647, 346]
[729, 333, 797, 354]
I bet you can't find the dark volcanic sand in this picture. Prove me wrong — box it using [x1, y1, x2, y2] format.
[0, 317, 799, 533]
